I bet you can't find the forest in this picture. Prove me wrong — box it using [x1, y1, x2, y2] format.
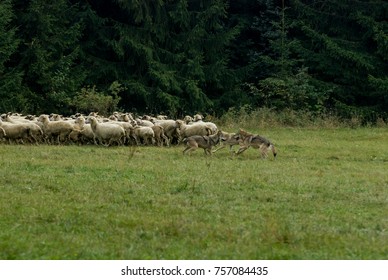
[0, 0, 387, 121]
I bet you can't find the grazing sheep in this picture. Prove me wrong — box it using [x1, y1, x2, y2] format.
[38, 114, 74, 144]
[89, 117, 125, 146]
[131, 126, 155, 145]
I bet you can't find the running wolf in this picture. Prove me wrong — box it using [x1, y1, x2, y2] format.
[235, 129, 277, 159]
[182, 130, 223, 155]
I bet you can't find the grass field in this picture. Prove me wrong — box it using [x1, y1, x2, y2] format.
[0, 127, 387, 259]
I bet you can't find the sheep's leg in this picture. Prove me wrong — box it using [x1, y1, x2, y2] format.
[93, 136, 99, 146]
[163, 135, 169, 147]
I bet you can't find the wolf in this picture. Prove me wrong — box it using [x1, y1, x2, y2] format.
[235, 129, 277, 159]
[182, 130, 223, 155]
[212, 131, 241, 154]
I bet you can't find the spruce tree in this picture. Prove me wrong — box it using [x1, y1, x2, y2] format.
[290, 0, 388, 119]
[78, 0, 241, 116]
[13, 0, 84, 114]
[0, 0, 25, 112]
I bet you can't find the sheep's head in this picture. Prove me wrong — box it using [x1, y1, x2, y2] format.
[183, 115, 193, 123]
[38, 115, 49, 123]
[176, 120, 184, 128]
[193, 114, 203, 121]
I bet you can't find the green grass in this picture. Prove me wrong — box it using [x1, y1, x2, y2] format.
[0, 127, 387, 259]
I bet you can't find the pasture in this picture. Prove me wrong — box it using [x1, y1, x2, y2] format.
[0, 127, 387, 259]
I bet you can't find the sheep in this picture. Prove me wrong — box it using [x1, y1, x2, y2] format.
[2, 113, 43, 144]
[0, 127, 6, 142]
[108, 121, 134, 145]
[38, 114, 74, 144]
[153, 119, 180, 145]
[49, 114, 64, 121]
[131, 126, 155, 146]
[68, 116, 87, 144]
[175, 120, 213, 142]
[183, 115, 194, 124]
[151, 125, 169, 147]
[192, 114, 218, 134]
[69, 123, 95, 145]
[156, 114, 168, 120]
[0, 119, 31, 144]
[68, 116, 107, 145]
[193, 114, 203, 121]
[89, 116, 125, 146]
[135, 118, 154, 127]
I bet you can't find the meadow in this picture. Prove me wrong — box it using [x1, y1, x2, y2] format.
[0, 119, 387, 259]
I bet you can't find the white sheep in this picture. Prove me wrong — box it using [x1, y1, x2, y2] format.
[89, 116, 125, 146]
[2, 113, 43, 144]
[153, 119, 180, 145]
[135, 118, 154, 127]
[131, 126, 155, 145]
[176, 120, 213, 142]
[0, 119, 31, 144]
[152, 125, 169, 147]
[0, 127, 6, 142]
[38, 114, 74, 144]
[192, 114, 218, 134]
[108, 121, 134, 145]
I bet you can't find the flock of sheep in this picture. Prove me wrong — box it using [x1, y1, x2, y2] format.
[0, 112, 279, 158]
[0, 112, 224, 149]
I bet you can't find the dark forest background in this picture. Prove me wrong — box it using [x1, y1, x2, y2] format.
[0, 0, 387, 120]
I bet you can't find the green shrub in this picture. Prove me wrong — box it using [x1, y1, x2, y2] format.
[72, 81, 124, 116]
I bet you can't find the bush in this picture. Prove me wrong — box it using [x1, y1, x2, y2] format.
[71, 81, 124, 116]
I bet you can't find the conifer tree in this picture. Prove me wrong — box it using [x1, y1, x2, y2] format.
[0, 0, 25, 112]
[78, 0, 241, 116]
[290, 0, 388, 119]
[13, 0, 84, 113]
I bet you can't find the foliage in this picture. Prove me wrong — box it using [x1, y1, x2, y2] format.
[11, 0, 85, 114]
[0, 0, 25, 112]
[71, 81, 124, 116]
[290, 0, 388, 120]
[0, 0, 386, 121]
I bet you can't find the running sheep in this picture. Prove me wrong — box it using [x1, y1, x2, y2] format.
[89, 116, 125, 146]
